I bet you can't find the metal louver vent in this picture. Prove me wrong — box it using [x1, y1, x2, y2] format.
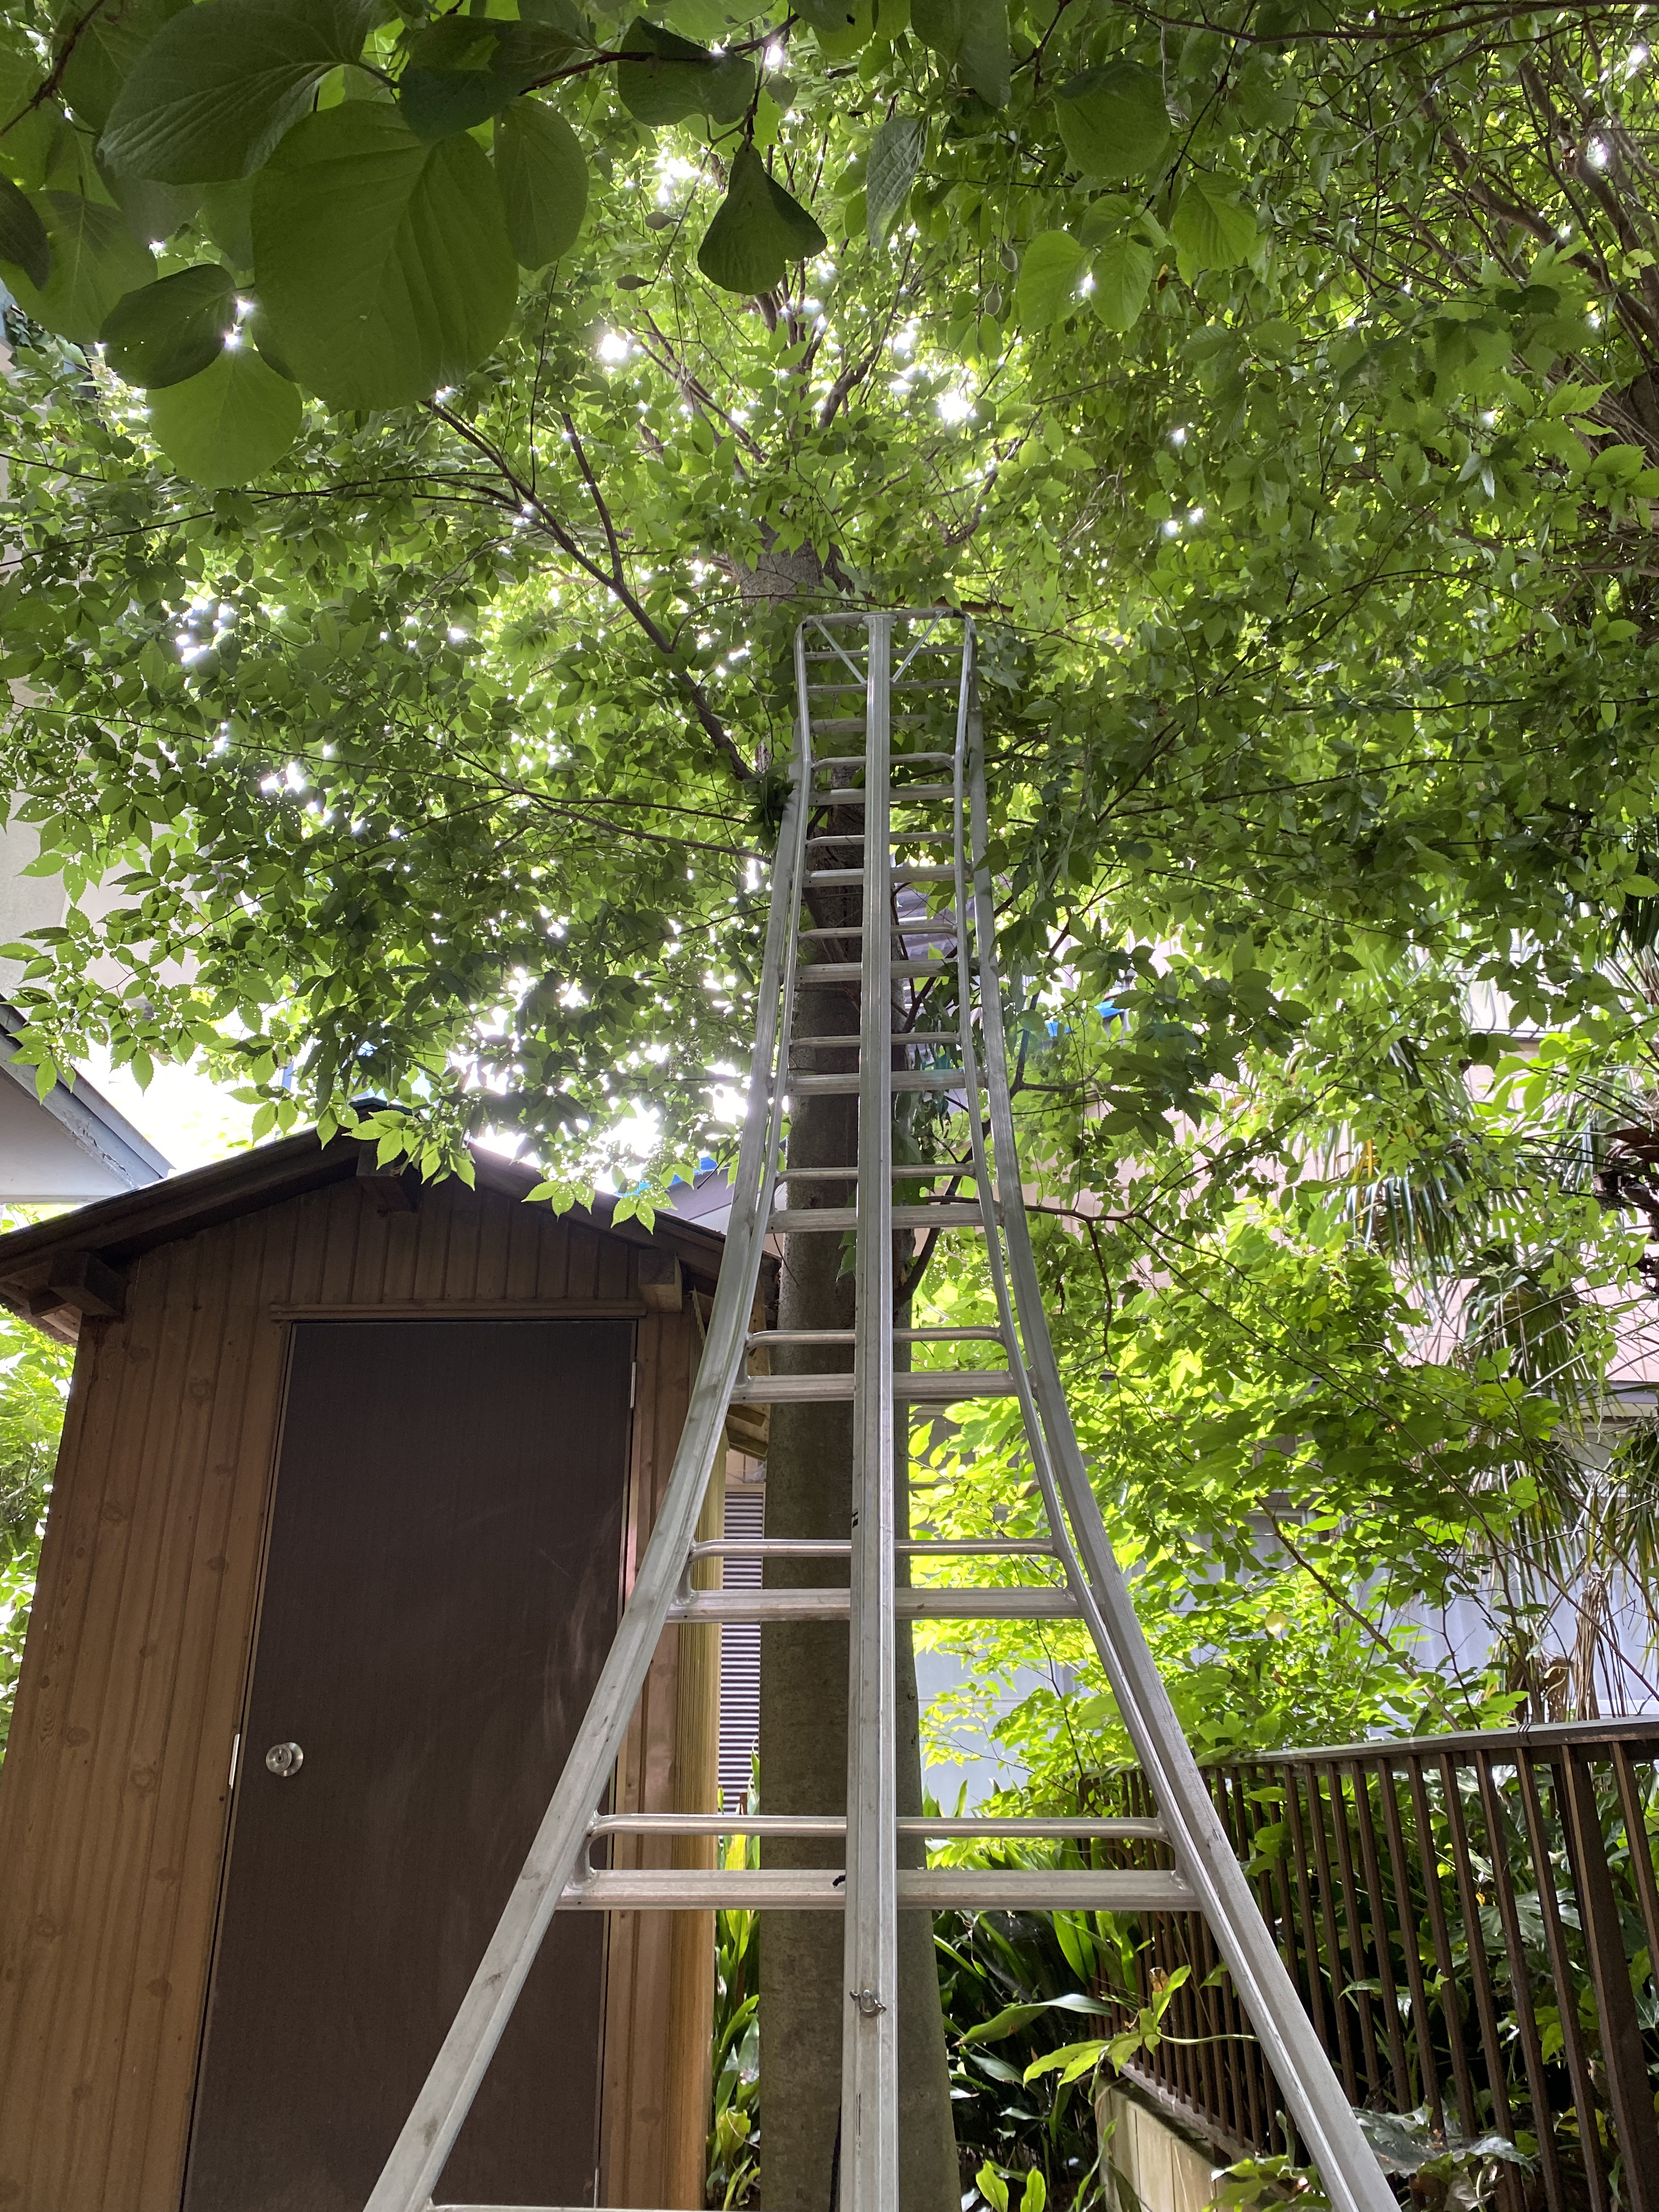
[717, 1488, 764, 1810]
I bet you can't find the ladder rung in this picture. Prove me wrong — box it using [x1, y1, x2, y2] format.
[789, 1069, 973, 1094]
[804, 961, 963, 982]
[589, 1812, 1166, 1839]
[690, 1538, 1047, 1556]
[766, 1203, 984, 1230]
[806, 683, 944, 696]
[668, 1584, 1072, 1622]
[775, 1164, 977, 1181]
[559, 1869, 1194, 1911]
[744, 1325, 1001, 1345]
[728, 1369, 1017, 1403]
[807, 781, 953, 801]
[800, 921, 961, 938]
[805, 866, 956, 885]
[810, 715, 930, 733]
[811, 746, 954, 761]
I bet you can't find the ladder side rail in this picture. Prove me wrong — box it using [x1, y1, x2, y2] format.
[364, 705, 813, 2212]
[842, 610, 900, 2212]
[961, 682, 1393, 2212]
[949, 625, 1120, 1783]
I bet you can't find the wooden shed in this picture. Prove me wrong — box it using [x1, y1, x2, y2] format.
[0, 1132, 742, 2212]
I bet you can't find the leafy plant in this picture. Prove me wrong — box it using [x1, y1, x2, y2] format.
[707, 1826, 760, 2210]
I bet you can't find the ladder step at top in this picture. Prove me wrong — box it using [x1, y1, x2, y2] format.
[667, 1584, 1073, 1623]
[590, 1812, 1164, 1839]
[804, 961, 964, 982]
[766, 1203, 984, 1230]
[790, 1069, 972, 1095]
[729, 1368, 1017, 1402]
[691, 1537, 1048, 1556]
[805, 782, 953, 802]
[560, 1869, 1194, 1911]
[775, 1165, 979, 1182]
[811, 748, 955, 763]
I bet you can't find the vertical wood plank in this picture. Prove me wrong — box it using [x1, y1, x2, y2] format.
[473, 1192, 511, 1305]
[441, 1182, 482, 1304]
[131, 1206, 299, 2208]
[409, 1187, 453, 1305]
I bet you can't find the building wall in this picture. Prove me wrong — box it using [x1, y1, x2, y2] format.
[0, 1172, 717, 2211]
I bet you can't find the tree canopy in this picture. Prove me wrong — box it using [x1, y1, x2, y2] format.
[4, 0, 1659, 1746]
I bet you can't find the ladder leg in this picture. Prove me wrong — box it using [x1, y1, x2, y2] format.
[842, 610, 899, 2212]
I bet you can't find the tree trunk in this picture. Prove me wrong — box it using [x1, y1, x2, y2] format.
[758, 940, 958, 2212]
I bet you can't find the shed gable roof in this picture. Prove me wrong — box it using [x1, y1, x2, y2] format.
[0, 1130, 730, 1339]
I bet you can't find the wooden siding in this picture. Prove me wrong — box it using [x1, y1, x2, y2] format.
[0, 1173, 716, 2212]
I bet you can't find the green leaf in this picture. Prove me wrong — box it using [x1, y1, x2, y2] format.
[99, 0, 378, 184]
[399, 69, 518, 143]
[100, 165, 201, 250]
[866, 112, 923, 245]
[976, 2165, 1009, 2212]
[394, 21, 524, 146]
[617, 18, 756, 127]
[911, 0, 1009, 108]
[145, 341, 302, 483]
[1, 190, 153, 339]
[1015, 228, 1087, 328]
[1022, 2173, 1047, 2212]
[1090, 228, 1156, 331]
[1053, 63, 1170, 180]
[0, 42, 65, 191]
[0, 172, 49, 290]
[198, 177, 254, 272]
[698, 140, 826, 296]
[101, 262, 235, 387]
[494, 98, 588, 267]
[794, 0, 872, 50]
[252, 102, 517, 410]
[59, 0, 190, 133]
[1022, 2037, 1108, 2083]
[1170, 172, 1257, 279]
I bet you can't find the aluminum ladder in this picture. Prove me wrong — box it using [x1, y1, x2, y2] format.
[368, 610, 1391, 2212]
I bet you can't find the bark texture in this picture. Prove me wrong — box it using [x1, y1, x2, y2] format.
[758, 933, 958, 2212]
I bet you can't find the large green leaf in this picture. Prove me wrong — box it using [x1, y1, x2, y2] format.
[397, 19, 518, 143]
[252, 103, 517, 411]
[59, 0, 190, 133]
[911, 0, 1009, 108]
[0, 42, 69, 190]
[99, 0, 378, 184]
[617, 18, 755, 127]
[0, 172, 49, 289]
[198, 177, 254, 272]
[697, 140, 825, 296]
[1015, 229, 1087, 328]
[101, 165, 201, 250]
[865, 113, 923, 245]
[1, 191, 153, 338]
[144, 341, 302, 483]
[494, 99, 588, 268]
[101, 262, 235, 387]
[1089, 228, 1157, 331]
[1170, 172, 1258, 279]
[1053, 63, 1170, 180]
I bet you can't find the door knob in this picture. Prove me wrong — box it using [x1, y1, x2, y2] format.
[265, 1741, 304, 1778]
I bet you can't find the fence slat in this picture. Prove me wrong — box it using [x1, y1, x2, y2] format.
[1472, 1751, 1568, 2212]
[1556, 1747, 1659, 2212]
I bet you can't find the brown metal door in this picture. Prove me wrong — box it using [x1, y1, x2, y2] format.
[183, 1319, 631, 2212]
